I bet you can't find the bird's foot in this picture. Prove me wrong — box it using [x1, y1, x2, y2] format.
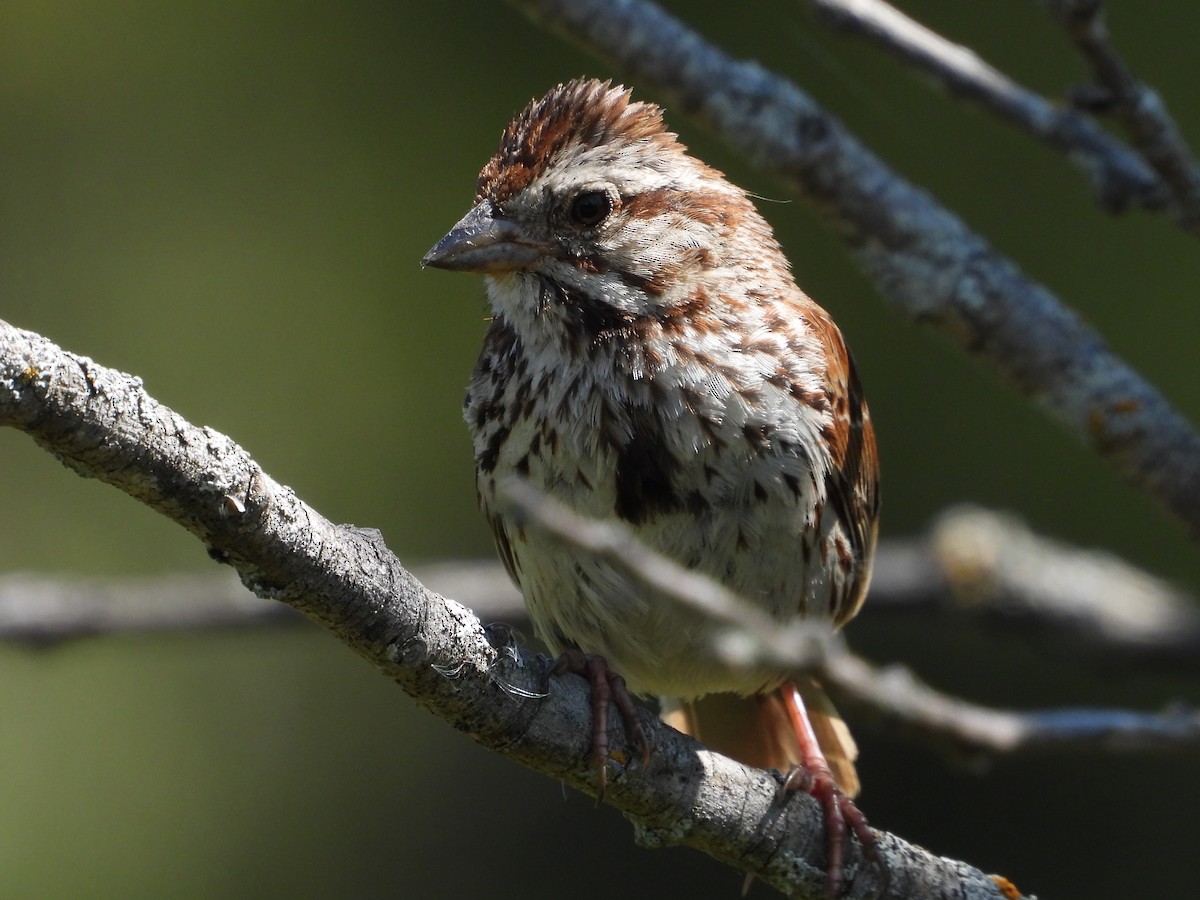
[779, 763, 884, 898]
[548, 649, 651, 798]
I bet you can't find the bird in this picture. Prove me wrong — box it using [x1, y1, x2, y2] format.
[422, 78, 880, 895]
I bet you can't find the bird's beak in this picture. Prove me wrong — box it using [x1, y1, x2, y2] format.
[421, 200, 543, 274]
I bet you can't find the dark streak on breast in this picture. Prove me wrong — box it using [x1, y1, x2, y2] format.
[477, 424, 509, 474]
[542, 276, 670, 380]
[613, 405, 681, 524]
[543, 277, 636, 345]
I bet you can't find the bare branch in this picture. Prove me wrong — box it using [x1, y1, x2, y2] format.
[1044, 0, 1200, 228]
[0, 571, 299, 642]
[0, 562, 520, 644]
[825, 654, 1200, 757]
[8, 505, 1199, 675]
[6, 551, 1198, 764]
[508, 0, 1200, 542]
[807, 0, 1167, 215]
[920, 506, 1200, 666]
[501, 480, 1200, 757]
[499, 478, 836, 672]
[1, 320, 1019, 897]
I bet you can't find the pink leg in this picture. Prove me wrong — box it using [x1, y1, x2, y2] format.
[551, 649, 651, 796]
[778, 682, 883, 897]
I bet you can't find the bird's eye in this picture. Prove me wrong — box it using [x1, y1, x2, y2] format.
[568, 190, 612, 228]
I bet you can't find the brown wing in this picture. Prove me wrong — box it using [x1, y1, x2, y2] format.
[812, 306, 880, 627]
[487, 509, 523, 589]
[664, 676, 860, 796]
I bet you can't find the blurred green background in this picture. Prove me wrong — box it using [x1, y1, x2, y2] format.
[2, 1, 1197, 897]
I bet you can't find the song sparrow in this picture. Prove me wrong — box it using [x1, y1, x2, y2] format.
[423, 79, 880, 895]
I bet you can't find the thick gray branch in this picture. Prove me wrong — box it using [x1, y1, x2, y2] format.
[0, 320, 1017, 897]
[509, 0, 1200, 541]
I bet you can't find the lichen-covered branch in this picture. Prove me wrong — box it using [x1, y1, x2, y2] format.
[0, 319, 1018, 898]
[508, 0, 1200, 542]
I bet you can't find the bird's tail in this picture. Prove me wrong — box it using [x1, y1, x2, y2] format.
[662, 675, 859, 797]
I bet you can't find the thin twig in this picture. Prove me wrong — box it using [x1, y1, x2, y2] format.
[808, 0, 1166, 214]
[825, 654, 1200, 756]
[922, 506, 1200, 666]
[500, 478, 836, 672]
[502, 479, 1200, 757]
[0, 563, 518, 644]
[7, 505, 1199, 676]
[1044, 0, 1200, 229]
[0, 571, 298, 642]
[5, 542, 1198, 764]
[509, 0, 1200, 542]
